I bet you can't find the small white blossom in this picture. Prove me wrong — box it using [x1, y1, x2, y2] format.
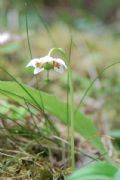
[0, 32, 11, 45]
[26, 55, 67, 75]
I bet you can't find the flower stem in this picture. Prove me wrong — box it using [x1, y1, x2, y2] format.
[47, 47, 75, 169]
[69, 65, 75, 170]
[46, 70, 50, 83]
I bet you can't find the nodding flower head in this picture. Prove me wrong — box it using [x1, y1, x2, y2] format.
[26, 55, 67, 75]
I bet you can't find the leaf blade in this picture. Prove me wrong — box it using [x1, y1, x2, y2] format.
[67, 162, 118, 180]
[0, 81, 105, 154]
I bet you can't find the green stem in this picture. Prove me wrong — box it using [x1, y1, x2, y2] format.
[46, 70, 50, 83]
[48, 48, 67, 63]
[48, 47, 75, 169]
[69, 66, 75, 170]
[76, 60, 120, 113]
[25, 11, 33, 59]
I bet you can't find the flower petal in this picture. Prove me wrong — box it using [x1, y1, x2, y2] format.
[54, 66, 64, 73]
[54, 58, 67, 69]
[41, 56, 54, 64]
[26, 55, 67, 75]
[26, 58, 40, 68]
[34, 67, 44, 74]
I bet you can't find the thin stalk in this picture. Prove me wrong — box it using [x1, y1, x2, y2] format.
[46, 70, 50, 82]
[25, 4, 33, 59]
[48, 47, 75, 169]
[74, 60, 120, 163]
[24, 99, 39, 130]
[68, 37, 75, 170]
[36, 75, 45, 112]
[36, 70, 55, 164]
[67, 37, 73, 167]
[44, 71, 53, 165]
[25, 8, 56, 134]
[69, 66, 75, 170]
[25, 9, 57, 135]
[76, 61, 120, 113]
[0, 66, 43, 111]
[66, 72, 70, 167]
[0, 87, 59, 135]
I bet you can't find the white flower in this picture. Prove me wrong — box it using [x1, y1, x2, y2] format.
[0, 32, 11, 45]
[26, 55, 67, 75]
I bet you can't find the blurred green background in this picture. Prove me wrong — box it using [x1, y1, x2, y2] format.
[1, 0, 120, 30]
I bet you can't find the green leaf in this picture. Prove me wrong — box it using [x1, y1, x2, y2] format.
[115, 169, 120, 180]
[0, 81, 105, 154]
[67, 162, 118, 180]
[110, 130, 120, 139]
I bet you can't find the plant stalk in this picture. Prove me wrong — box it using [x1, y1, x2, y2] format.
[69, 65, 75, 170]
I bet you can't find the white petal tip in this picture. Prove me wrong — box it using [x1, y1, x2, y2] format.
[34, 68, 44, 75]
[54, 67, 64, 73]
